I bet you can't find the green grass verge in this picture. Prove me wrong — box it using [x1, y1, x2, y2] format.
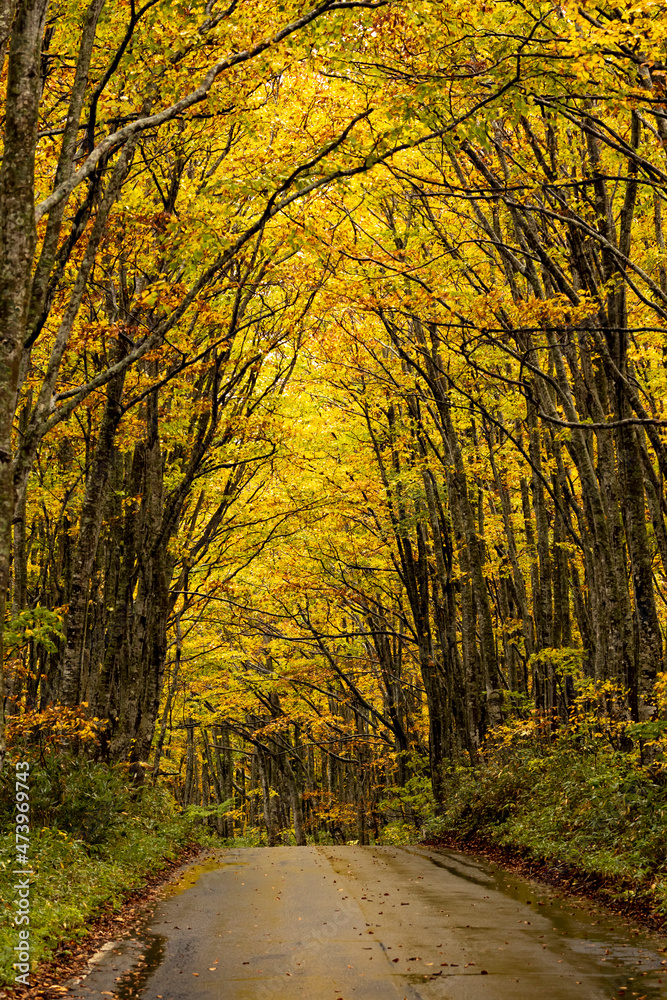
[0, 756, 203, 986]
[428, 735, 667, 916]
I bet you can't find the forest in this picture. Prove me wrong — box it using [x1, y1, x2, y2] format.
[2, 0, 667, 966]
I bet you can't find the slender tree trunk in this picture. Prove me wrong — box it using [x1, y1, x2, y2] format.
[183, 721, 195, 805]
[0, 0, 49, 772]
[281, 754, 306, 846]
[257, 749, 277, 846]
[61, 367, 126, 705]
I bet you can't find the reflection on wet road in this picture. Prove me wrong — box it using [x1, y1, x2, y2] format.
[68, 845, 667, 1000]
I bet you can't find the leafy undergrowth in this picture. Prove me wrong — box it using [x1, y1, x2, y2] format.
[426, 699, 667, 925]
[0, 755, 205, 986]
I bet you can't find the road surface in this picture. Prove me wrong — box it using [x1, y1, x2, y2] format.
[69, 845, 667, 999]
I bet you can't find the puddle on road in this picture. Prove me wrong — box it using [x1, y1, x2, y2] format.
[160, 855, 243, 900]
[414, 846, 667, 997]
[112, 933, 166, 1000]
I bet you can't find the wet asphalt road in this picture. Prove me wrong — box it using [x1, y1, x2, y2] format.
[68, 845, 667, 1000]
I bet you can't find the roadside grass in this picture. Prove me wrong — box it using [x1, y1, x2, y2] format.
[426, 717, 667, 917]
[0, 755, 203, 986]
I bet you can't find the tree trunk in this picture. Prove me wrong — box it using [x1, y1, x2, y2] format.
[0, 0, 50, 772]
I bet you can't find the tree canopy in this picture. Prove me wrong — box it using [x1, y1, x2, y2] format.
[2, 0, 667, 844]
